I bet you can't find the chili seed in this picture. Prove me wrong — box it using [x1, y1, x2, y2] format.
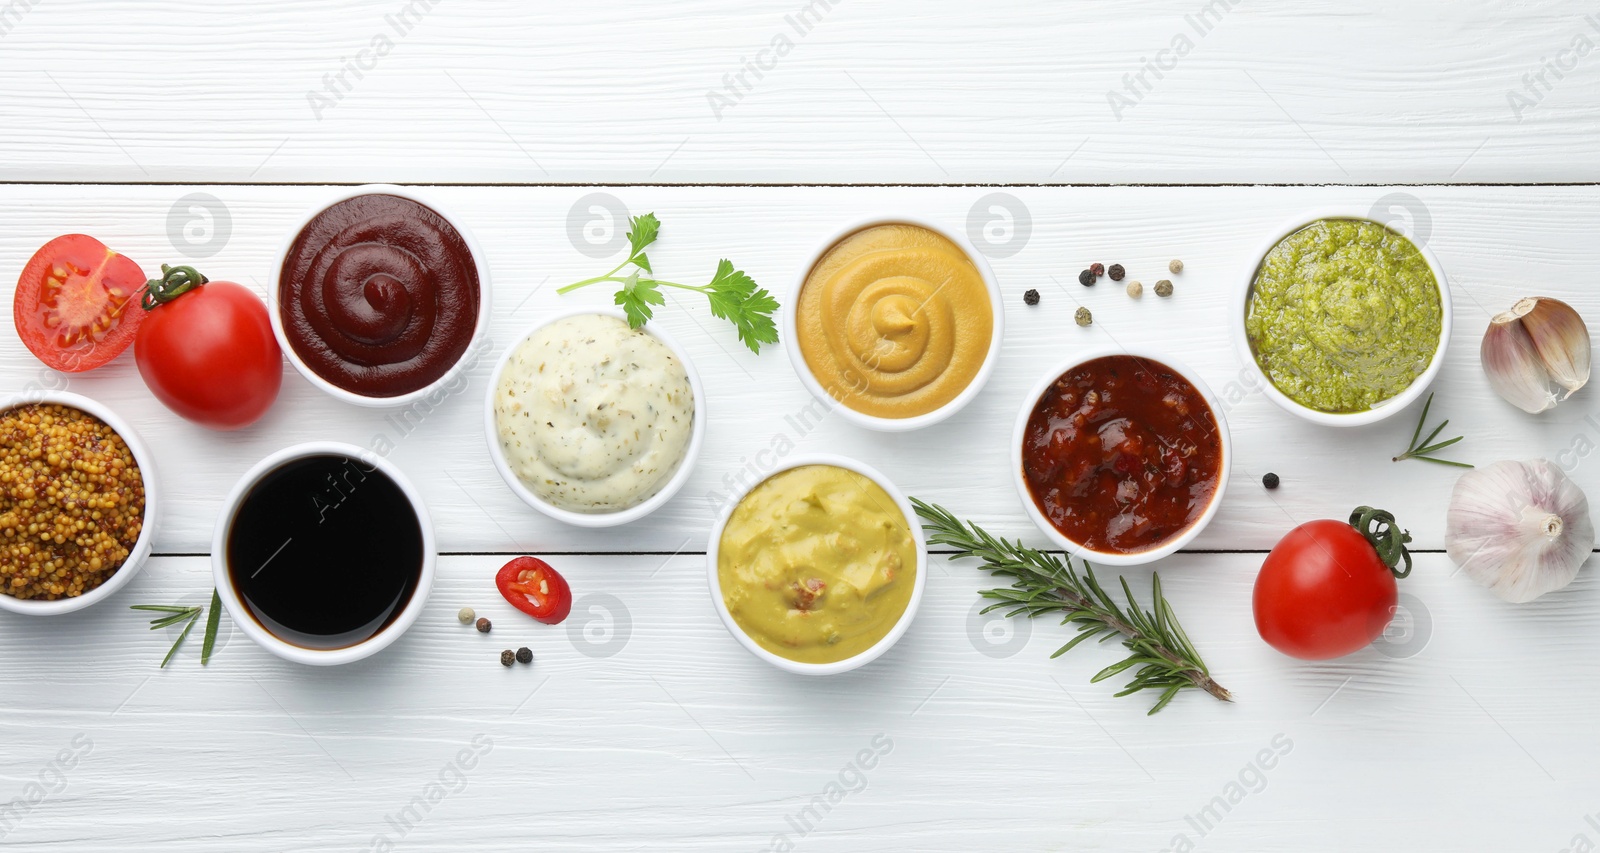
[457, 607, 475, 624]
[1263, 472, 1280, 490]
[1155, 279, 1174, 297]
[1107, 264, 1125, 281]
[500, 649, 515, 667]
[1168, 259, 1184, 274]
[476, 617, 492, 633]
[1089, 262, 1105, 277]
[516, 647, 533, 664]
[1126, 280, 1143, 298]
[1077, 269, 1095, 287]
[1023, 289, 1040, 306]
[1075, 307, 1092, 326]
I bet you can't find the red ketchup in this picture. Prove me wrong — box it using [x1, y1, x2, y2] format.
[279, 194, 480, 397]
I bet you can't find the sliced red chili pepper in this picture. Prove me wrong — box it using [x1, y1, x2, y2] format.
[495, 556, 573, 625]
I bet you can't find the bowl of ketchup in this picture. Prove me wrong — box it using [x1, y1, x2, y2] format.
[1012, 348, 1231, 566]
[270, 184, 491, 407]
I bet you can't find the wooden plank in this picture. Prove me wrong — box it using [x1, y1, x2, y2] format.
[0, 553, 1591, 850]
[0, 1, 1597, 183]
[0, 184, 1592, 554]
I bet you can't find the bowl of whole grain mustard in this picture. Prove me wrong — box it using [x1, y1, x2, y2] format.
[0, 391, 157, 616]
[1231, 209, 1452, 427]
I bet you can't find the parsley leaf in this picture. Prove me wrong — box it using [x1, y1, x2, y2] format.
[704, 260, 780, 354]
[626, 214, 659, 264]
[614, 271, 665, 329]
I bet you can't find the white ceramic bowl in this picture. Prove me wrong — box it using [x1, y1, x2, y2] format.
[706, 454, 927, 675]
[782, 215, 1005, 432]
[269, 184, 493, 409]
[0, 391, 159, 616]
[1231, 208, 1453, 427]
[484, 307, 707, 528]
[211, 441, 436, 666]
[1011, 348, 1232, 567]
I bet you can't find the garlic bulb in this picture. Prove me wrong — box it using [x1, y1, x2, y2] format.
[1445, 459, 1594, 603]
[1481, 297, 1591, 413]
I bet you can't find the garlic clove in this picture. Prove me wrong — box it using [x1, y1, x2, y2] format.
[1519, 297, 1591, 397]
[1482, 313, 1559, 413]
[1445, 459, 1595, 603]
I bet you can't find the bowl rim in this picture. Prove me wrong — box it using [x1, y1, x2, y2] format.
[482, 307, 707, 528]
[209, 440, 436, 666]
[705, 453, 928, 676]
[0, 390, 159, 616]
[1010, 348, 1233, 567]
[781, 213, 1006, 432]
[1230, 207, 1454, 427]
[267, 183, 494, 409]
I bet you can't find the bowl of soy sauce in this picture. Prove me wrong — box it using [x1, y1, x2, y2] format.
[212, 442, 435, 666]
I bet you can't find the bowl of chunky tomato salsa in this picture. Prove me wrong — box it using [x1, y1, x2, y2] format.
[1012, 350, 1231, 566]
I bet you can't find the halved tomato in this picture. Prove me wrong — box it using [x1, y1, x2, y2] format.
[14, 235, 147, 372]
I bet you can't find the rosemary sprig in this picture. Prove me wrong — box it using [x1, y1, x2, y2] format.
[201, 588, 222, 665]
[913, 498, 1230, 715]
[1392, 392, 1472, 468]
[131, 589, 224, 668]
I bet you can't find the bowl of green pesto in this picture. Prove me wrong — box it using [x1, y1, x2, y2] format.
[1233, 211, 1451, 427]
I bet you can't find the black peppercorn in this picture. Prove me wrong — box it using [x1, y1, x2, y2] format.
[1108, 264, 1125, 281]
[516, 647, 533, 664]
[1263, 472, 1280, 490]
[500, 649, 515, 667]
[476, 617, 492, 633]
[1077, 269, 1095, 287]
[1023, 288, 1040, 306]
[1089, 262, 1105, 277]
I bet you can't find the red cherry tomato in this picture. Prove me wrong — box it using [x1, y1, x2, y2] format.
[134, 265, 282, 430]
[13, 235, 146, 372]
[495, 557, 573, 625]
[1253, 508, 1413, 660]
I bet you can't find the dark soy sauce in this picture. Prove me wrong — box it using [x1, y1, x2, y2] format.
[227, 454, 424, 650]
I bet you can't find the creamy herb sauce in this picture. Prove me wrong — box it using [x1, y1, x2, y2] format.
[495, 314, 694, 512]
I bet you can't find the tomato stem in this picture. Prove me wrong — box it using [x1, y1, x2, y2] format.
[141, 264, 209, 311]
[1350, 506, 1414, 578]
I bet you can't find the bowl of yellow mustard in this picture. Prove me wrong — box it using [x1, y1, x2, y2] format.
[783, 216, 1004, 432]
[707, 454, 926, 675]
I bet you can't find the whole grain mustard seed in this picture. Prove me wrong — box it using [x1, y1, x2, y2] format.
[458, 607, 476, 624]
[0, 403, 145, 601]
[1127, 280, 1143, 298]
[1075, 307, 1093, 326]
[1155, 279, 1174, 297]
[1168, 259, 1184, 274]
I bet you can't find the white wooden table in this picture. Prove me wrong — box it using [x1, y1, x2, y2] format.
[4, 3, 1600, 851]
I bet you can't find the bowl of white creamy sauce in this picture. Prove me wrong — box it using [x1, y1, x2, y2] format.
[485, 309, 704, 527]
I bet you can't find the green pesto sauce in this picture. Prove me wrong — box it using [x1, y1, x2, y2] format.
[1246, 219, 1442, 413]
